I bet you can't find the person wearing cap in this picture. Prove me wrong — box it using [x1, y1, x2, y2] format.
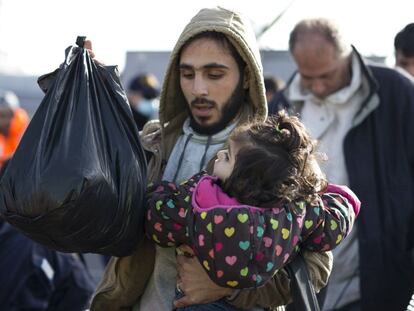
[0, 90, 30, 168]
[127, 73, 160, 131]
[264, 76, 285, 104]
[264, 75, 286, 113]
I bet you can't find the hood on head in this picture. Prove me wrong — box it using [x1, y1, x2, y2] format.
[159, 6, 267, 132]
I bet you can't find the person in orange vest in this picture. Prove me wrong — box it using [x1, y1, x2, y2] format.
[0, 90, 29, 168]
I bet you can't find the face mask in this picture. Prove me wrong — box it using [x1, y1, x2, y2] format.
[135, 99, 155, 118]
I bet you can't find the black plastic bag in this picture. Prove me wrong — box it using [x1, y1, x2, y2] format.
[0, 38, 147, 257]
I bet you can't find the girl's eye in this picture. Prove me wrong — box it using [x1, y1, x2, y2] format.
[224, 152, 230, 161]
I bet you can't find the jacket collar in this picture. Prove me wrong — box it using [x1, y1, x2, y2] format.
[182, 117, 237, 144]
[192, 175, 265, 211]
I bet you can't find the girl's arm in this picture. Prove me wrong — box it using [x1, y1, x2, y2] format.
[300, 184, 360, 251]
[182, 186, 359, 289]
[145, 172, 207, 247]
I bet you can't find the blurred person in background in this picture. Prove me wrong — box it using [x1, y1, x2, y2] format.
[0, 162, 95, 311]
[0, 91, 97, 310]
[394, 23, 414, 77]
[127, 73, 160, 131]
[0, 90, 29, 168]
[264, 75, 286, 113]
[0, 219, 95, 311]
[269, 18, 414, 311]
[264, 75, 285, 103]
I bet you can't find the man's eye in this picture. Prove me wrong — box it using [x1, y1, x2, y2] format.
[208, 72, 224, 79]
[180, 71, 194, 79]
[301, 75, 312, 81]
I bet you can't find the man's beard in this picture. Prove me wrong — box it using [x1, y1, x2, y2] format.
[189, 79, 245, 136]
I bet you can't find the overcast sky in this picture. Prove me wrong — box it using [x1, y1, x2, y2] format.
[0, 0, 413, 75]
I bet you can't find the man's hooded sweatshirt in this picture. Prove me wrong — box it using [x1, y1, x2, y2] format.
[91, 7, 331, 311]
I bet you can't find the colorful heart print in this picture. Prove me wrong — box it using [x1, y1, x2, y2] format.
[239, 241, 250, 250]
[224, 227, 235, 237]
[237, 213, 249, 223]
[225, 256, 237, 266]
[214, 215, 224, 224]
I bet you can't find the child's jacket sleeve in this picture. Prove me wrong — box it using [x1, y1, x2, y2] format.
[145, 173, 204, 247]
[145, 175, 359, 289]
[299, 184, 360, 251]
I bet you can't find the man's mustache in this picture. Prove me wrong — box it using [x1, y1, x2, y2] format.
[190, 98, 216, 107]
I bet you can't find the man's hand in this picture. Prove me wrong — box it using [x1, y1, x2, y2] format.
[141, 121, 162, 152]
[83, 39, 96, 58]
[83, 39, 105, 65]
[174, 245, 234, 308]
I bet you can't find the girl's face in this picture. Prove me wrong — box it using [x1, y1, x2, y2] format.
[213, 140, 238, 182]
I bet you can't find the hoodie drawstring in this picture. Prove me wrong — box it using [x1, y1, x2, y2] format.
[199, 135, 212, 172]
[172, 133, 193, 183]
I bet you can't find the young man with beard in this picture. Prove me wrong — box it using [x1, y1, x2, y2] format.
[90, 7, 332, 311]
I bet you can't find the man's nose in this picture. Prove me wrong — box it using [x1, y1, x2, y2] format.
[310, 80, 327, 98]
[192, 75, 208, 97]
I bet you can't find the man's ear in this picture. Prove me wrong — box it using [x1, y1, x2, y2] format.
[243, 67, 250, 89]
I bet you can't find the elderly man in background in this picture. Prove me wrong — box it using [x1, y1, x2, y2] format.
[269, 18, 414, 311]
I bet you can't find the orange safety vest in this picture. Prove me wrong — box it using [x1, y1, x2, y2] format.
[0, 108, 29, 168]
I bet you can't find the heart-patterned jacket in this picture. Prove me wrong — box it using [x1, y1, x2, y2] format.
[146, 172, 360, 289]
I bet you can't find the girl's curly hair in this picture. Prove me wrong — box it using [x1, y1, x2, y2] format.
[222, 110, 327, 207]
